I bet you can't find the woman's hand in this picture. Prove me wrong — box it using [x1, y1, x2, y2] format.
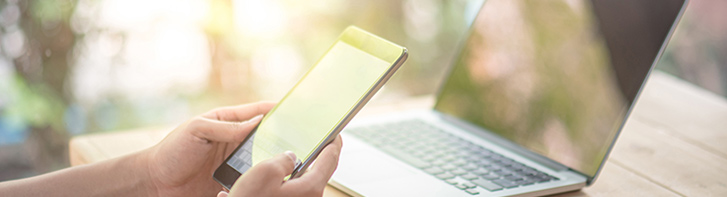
[143, 101, 276, 196]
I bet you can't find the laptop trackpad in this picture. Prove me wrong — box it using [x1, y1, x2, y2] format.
[334, 140, 418, 185]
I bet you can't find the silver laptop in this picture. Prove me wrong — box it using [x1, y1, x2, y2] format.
[330, 0, 687, 196]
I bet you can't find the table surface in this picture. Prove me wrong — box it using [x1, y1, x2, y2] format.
[69, 71, 727, 196]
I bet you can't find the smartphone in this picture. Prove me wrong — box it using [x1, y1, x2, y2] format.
[213, 26, 408, 189]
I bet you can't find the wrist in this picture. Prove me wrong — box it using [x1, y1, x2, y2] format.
[132, 149, 159, 197]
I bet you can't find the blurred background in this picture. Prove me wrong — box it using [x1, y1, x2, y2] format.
[0, 0, 724, 181]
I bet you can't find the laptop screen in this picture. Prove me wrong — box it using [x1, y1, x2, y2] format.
[434, 0, 684, 178]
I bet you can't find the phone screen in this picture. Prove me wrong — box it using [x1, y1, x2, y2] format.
[225, 40, 396, 174]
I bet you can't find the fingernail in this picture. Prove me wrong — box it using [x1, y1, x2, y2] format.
[284, 151, 297, 162]
[217, 191, 229, 197]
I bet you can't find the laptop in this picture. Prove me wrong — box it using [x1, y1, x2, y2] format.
[330, 0, 687, 196]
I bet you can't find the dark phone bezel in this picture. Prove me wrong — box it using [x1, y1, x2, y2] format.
[212, 124, 258, 190]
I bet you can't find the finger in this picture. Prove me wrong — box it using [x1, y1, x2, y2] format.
[240, 151, 297, 184]
[217, 191, 228, 197]
[259, 151, 298, 179]
[293, 135, 343, 188]
[189, 115, 263, 142]
[204, 101, 276, 122]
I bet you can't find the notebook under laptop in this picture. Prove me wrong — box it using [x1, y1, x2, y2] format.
[330, 0, 686, 196]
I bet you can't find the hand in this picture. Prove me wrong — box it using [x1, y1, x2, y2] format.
[142, 101, 276, 196]
[217, 135, 343, 197]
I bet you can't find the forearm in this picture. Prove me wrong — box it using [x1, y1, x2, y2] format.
[0, 150, 156, 196]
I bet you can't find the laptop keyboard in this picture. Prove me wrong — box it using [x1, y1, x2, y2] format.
[345, 120, 559, 195]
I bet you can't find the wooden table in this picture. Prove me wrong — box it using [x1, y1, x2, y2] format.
[70, 71, 727, 196]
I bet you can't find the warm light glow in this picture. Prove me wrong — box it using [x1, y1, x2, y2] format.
[71, 0, 211, 103]
[232, 0, 288, 39]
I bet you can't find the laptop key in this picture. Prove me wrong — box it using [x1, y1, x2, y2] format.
[477, 150, 493, 158]
[532, 173, 553, 182]
[518, 168, 538, 176]
[462, 163, 479, 171]
[455, 181, 477, 189]
[489, 154, 504, 161]
[464, 188, 481, 195]
[442, 154, 458, 162]
[445, 179, 459, 185]
[412, 151, 427, 158]
[493, 179, 519, 188]
[420, 147, 437, 154]
[432, 159, 447, 166]
[510, 163, 526, 170]
[482, 173, 500, 180]
[497, 158, 515, 166]
[516, 178, 536, 186]
[462, 182, 477, 188]
[441, 163, 458, 171]
[477, 159, 494, 167]
[446, 177, 469, 186]
[465, 155, 481, 162]
[421, 155, 438, 162]
[455, 183, 470, 190]
[436, 172, 456, 180]
[493, 169, 514, 176]
[450, 168, 468, 175]
[452, 158, 468, 166]
[486, 164, 502, 171]
[424, 167, 445, 175]
[460, 173, 479, 180]
[472, 168, 490, 175]
[504, 174, 525, 181]
[471, 179, 503, 191]
[380, 146, 431, 168]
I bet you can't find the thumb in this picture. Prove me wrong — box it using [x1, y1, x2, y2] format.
[188, 115, 263, 143]
[257, 151, 298, 179]
[229, 151, 298, 196]
[217, 191, 228, 197]
[240, 151, 297, 184]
